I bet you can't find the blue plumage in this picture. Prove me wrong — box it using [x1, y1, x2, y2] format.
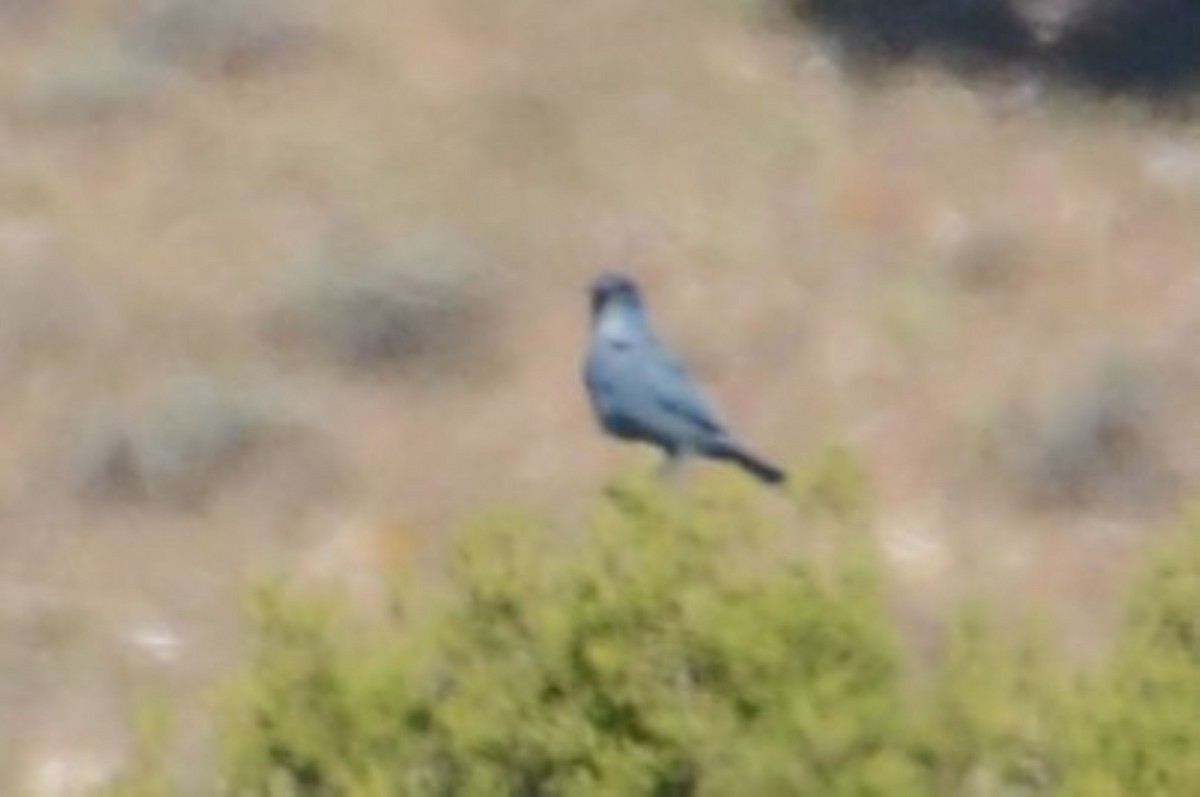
[583, 273, 785, 484]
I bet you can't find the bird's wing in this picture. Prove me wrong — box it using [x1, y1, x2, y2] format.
[641, 342, 726, 435]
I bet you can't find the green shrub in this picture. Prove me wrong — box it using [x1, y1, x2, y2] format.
[918, 514, 1200, 797]
[921, 610, 1074, 796]
[217, 468, 922, 796]
[120, 458, 1200, 795]
[1058, 511, 1200, 796]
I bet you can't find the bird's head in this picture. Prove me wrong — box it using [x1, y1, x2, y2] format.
[589, 272, 644, 319]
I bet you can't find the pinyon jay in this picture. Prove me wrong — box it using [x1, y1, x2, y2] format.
[583, 273, 785, 484]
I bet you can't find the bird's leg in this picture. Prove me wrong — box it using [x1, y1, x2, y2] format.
[657, 449, 685, 483]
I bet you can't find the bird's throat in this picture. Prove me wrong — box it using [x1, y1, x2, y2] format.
[595, 305, 648, 346]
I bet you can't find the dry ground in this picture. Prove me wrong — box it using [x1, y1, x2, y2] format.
[3, 0, 1200, 792]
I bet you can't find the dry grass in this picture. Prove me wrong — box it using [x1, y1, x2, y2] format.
[3, 0, 1200, 789]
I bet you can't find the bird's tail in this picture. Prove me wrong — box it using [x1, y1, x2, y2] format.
[704, 438, 786, 485]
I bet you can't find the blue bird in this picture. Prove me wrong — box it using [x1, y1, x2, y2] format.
[583, 273, 785, 484]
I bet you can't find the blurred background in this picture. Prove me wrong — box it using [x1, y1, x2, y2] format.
[3, 0, 1200, 792]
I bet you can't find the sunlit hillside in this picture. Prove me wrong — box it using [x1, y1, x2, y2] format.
[3, 0, 1200, 791]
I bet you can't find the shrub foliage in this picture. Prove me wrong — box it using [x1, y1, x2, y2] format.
[218, 470, 921, 795]
[139, 459, 1200, 795]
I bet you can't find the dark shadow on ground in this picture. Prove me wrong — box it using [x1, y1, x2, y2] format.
[781, 0, 1200, 103]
